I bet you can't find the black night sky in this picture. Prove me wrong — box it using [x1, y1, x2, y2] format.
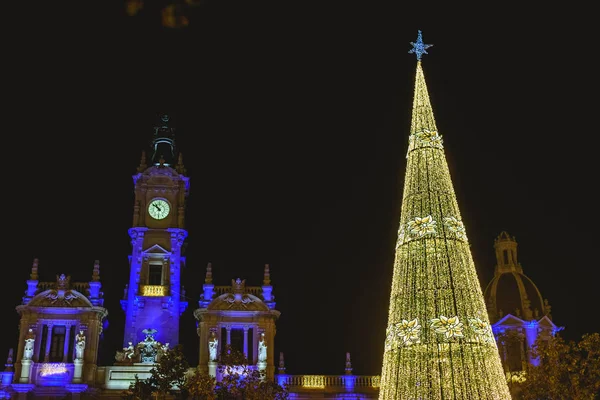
[3, 2, 598, 376]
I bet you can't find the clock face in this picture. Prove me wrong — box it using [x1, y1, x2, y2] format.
[148, 199, 170, 220]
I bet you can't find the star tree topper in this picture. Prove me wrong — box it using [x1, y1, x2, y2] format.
[408, 30, 433, 60]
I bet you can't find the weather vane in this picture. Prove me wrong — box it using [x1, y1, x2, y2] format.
[408, 30, 433, 61]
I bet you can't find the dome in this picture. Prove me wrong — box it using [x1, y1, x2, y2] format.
[28, 289, 93, 308]
[484, 272, 545, 322]
[484, 232, 549, 322]
[207, 292, 270, 312]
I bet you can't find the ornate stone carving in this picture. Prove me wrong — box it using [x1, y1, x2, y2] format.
[44, 274, 80, 305]
[136, 328, 162, 363]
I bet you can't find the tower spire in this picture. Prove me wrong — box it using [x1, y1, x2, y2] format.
[377, 32, 511, 399]
[150, 113, 177, 166]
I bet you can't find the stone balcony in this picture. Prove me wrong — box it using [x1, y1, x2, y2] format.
[139, 285, 168, 297]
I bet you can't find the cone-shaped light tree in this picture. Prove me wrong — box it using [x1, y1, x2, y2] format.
[378, 31, 512, 399]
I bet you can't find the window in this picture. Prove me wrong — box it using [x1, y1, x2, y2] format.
[230, 328, 244, 355]
[38, 325, 48, 362]
[503, 250, 509, 264]
[505, 339, 522, 371]
[49, 325, 66, 362]
[68, 325, 76, 362]
[149, 264, 163, 285]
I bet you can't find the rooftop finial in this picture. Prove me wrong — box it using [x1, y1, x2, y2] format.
[4, 348, 13, 372]
[278, 352, 286, 374]
[92, 260, 100, 281]
[263, 263, 271, 286]
[151, 113, 177, 165]
[345, 352, 353, 375]
[175, 152, 186, 175]
[30, 258, 39, 280]
[205, 262, 212, 284]
[137, 150, 147, 173]
[408, 30, 433, 61]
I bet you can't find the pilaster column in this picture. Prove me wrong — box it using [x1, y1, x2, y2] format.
[63, 324, 72, 362]
[33, 324, 43, 362]
[216, 325, 222, 359]
[226, 326, 231, 346]
[252, 327, 259, 364]
[243, 326, 249, 358]
[44, 324, 54, 362]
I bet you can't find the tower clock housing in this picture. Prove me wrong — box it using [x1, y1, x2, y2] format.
[121, 114, 189, 348]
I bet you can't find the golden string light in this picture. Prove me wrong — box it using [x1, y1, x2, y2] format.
[378, 58, 512, 399]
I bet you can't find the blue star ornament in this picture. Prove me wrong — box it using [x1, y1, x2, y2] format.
[408, 30, 433, 60]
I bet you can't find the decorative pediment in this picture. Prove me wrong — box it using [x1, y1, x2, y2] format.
[207, 293, 269, 312]
[493, 313, 526, 327]
[143, 244, 170, 255]
[537, 315, 558, 329]
[28, 289, 93, 308]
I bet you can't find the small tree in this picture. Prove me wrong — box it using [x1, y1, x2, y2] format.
[186, 367, 216, 400]
[213, 345, 289, 400]
[122, 344, 190, 400]
[148, 344, 190, 399]
[520, 332, 600, 400]
[122, 375, 155, 400]
[122, 344, 289, 399]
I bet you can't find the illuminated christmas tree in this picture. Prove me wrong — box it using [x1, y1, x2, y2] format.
[378, 31, 512, 399]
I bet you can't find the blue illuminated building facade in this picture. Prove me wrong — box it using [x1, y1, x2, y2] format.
[0, 116, 559, 400]
[121, 113, 189, 349]
[484, 231, 561, 398]
[2, 260, 108, 399]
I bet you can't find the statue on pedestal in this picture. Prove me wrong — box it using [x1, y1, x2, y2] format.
[23, 329, 35, 361]
[125, 342, 135, 360]
[115, 342, 136, 364]
[156, 343, 170, 362]
[75, 331, 86, 360]
[258, 332, 267, 363]
[208, 331, 218, 362]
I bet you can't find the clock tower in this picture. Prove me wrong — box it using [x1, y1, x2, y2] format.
[121, 114, 189, 348]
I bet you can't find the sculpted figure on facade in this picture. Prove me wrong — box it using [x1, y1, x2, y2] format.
[208, 330, 218, 361]
[258, 332, 267, 362]
[75, 330, 86, 360]
[157, 342, 170, 362]
[137, 328, 161, 363]
[23, 329, 35, 360]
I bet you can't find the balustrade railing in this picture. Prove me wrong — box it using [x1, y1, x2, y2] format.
[277, 374, 380, 390]
[36, 282, 89, 293]
[139, 285, 168, 296]
[214, 286, 263, 297]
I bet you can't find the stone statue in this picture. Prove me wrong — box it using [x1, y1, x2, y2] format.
[258, 332, 267, 363]
[75, 330, 86, 360]
[124, 342, 135, 360]
[115, 341, 137, 363]
[23, 329, 35, 360]
[157, 343, 170, 362]
[208, 331, 218, 362]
